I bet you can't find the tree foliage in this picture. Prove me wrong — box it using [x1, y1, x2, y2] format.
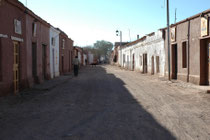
[83, 40, 113, 60]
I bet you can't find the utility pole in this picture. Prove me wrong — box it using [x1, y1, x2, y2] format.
[167, 0, 171, 80]
[128, 29, 131, 42]
[175, 8, 177, 23]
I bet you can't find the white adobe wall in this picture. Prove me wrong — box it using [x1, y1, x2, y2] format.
[49, 26, 60, 79]
[88, 53, 94, 64]
[120, 30, 165, 76]
[78, 52, 81, 64]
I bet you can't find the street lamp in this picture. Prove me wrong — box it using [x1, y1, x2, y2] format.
[116, 30, 122, 47]
[116, 30, 122, 66]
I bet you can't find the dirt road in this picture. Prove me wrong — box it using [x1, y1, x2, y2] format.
[0, 65, 210, 140]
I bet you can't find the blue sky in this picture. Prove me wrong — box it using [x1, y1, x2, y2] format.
[19, 0, 210, 46]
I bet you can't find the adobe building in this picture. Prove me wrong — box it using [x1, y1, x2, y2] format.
[164, 9, 210, 85]
[119, 30, 165, 76]
[58, 29, 74, 75]
[113, 42, 129, 66]
[25, 6, 51, 86]
[0, 0, 51, 96]
[83, 50, 88, 65]
[0, 0, 26, 95]
[73, 46, 84, 66]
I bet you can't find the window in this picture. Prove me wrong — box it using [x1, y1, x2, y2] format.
[123, 54, 125, 63]
[182, 42, 187, 68]
[14, 19, 22, 35]
[32, 22, 37, 37]
[62, 39, 65, 49]
[51, 37, 55, 46]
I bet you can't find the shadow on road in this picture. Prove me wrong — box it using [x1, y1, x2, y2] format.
[0, 65, 176, 140]
[63, 66, 176, 140]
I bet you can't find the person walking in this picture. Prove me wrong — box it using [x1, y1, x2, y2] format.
[73, 56, 79, 76]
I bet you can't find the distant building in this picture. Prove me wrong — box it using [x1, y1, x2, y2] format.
[121, 30, 165, 76]
[58, 29, 74, 75]
[88, 52, 94, 64]
[73, 46, 84, 66]
[111, 42, 129, 65]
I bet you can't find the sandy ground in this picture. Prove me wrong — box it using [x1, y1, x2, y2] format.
[0, 65, 210, 140]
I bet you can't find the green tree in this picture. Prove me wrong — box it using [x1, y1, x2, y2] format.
[83, 40, 113, 62]
[93, 40, 113, 60]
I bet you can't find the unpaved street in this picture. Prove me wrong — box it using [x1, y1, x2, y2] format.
[0, 65, 210, 140]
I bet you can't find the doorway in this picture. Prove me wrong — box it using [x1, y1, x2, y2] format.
[143, 53, 147, 73]
[42, 44, 47, 80]
[172, 44, 178, 79]
[32, 43, 37, 82]
[52, 48, 55, 78]
[132, 54, 135, 71]
[61, 55, 64, 74]
[151, 56, 154, 75]
[69, 51, 71, 72]
[200, 38, 210, 85]
[13, 42, 20, 94]
[156, 56, 160, 73]
[71, 51, 73, 70]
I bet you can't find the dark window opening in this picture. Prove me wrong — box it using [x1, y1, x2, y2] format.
[51, 37, 55, 46]
[32, 22, 37, 37]
[182, 42, 187, 68]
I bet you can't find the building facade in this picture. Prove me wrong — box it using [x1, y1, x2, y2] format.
[58, 30, 73, 75]
[164, 9, 210, 85]
[0, 0, 51, 95]
[119, 30, 165, 76]
[0, 0, 26, 95]
[73, 46, 84, 66]
[25, 8, 51, 86]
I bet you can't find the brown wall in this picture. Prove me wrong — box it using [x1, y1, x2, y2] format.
[165, 12, 210, 85]
[59, 32, 73, 75]
[0, 0, 50, 96]
[0, 1, 27, 95]
[25, 14, 50, 86]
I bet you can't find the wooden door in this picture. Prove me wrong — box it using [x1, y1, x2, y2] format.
[42, 45, 47, 80]
[208, 42, 210, 82]
[32, 43, 37, 81]
[151, 56, 154, 75]
[172, 44, 178, 79]
[156, 56, 160, 73]
[61, 55, 64, 74]
[143, 54, 147, 73]
[13, 42, 20, 94]
[132, 54, 135, 71]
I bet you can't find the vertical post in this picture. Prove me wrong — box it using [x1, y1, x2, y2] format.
[120, 31, 122, 47]
[120, 31, 122, 66]
[175, 8, 177, 23]
[167, 0, 171, 80]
